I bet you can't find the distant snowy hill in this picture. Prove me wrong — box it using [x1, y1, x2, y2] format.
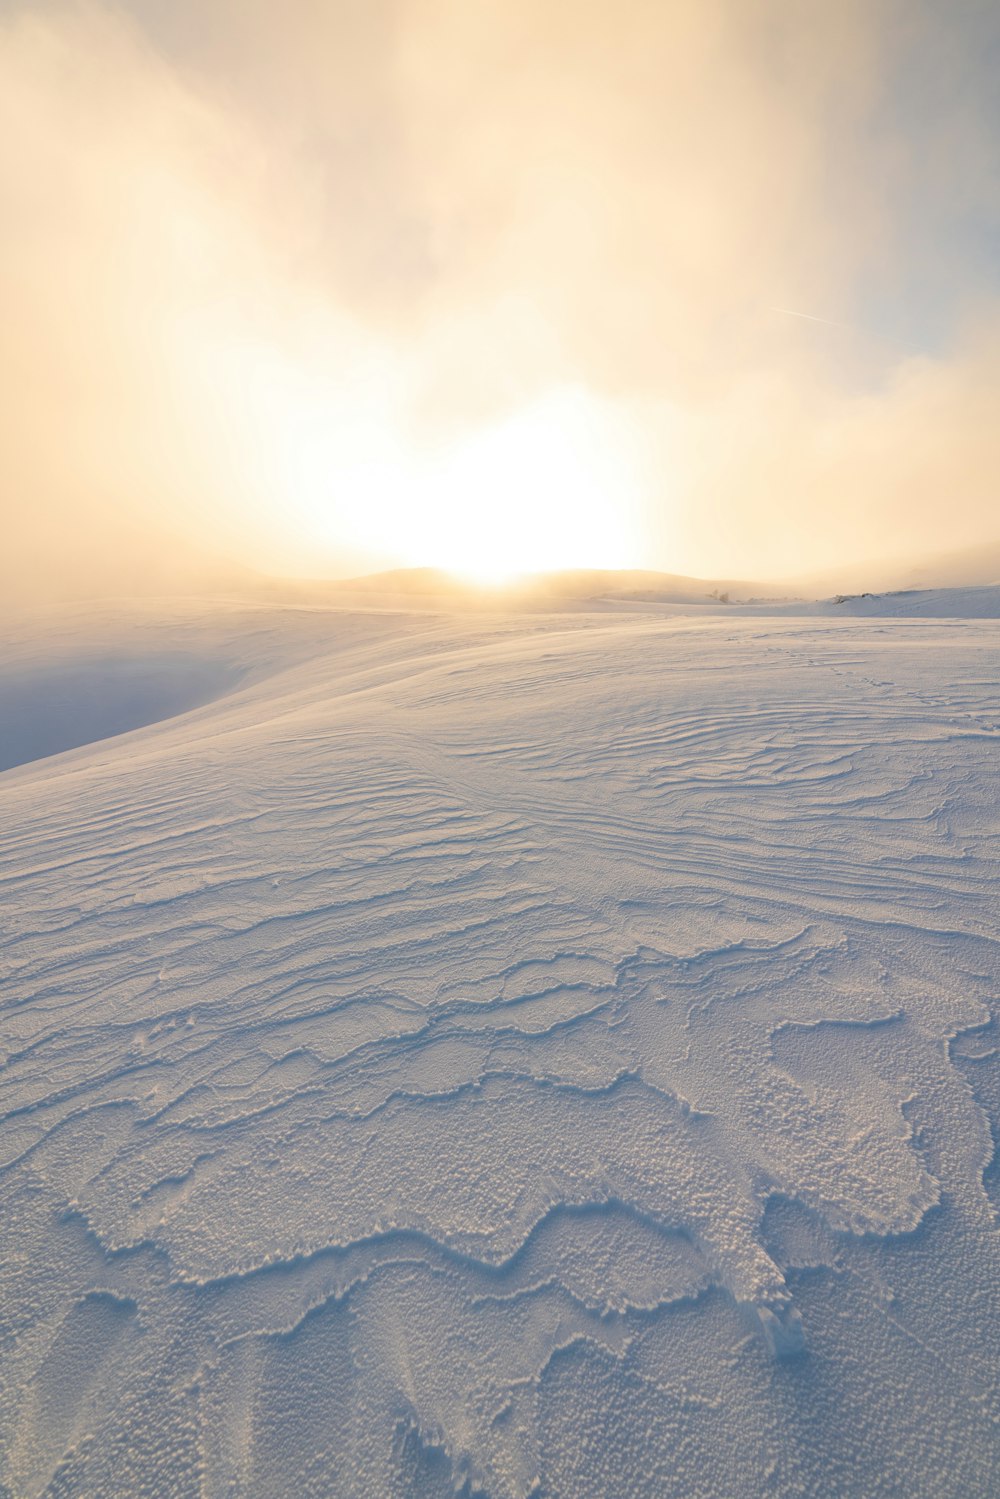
[815, 583, 1000, 617]
[274, 565, 1000, 616]
[1, 593, 998, 1496]
[275, 564, 767, 610]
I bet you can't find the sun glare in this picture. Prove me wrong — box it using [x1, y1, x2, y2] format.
[415, 389, 639, 584]
[265, 383, 642, 583]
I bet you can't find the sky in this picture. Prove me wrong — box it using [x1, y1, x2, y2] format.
[2, 0, 999, 597]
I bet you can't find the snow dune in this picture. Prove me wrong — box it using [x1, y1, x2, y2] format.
[0, 593, 998, 1496]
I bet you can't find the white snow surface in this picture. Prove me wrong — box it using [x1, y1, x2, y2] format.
[1, 592, 999, 1496]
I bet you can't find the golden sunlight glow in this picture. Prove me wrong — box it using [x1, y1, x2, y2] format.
[253, 379, 643, 581]
[414, 390, 640, 583]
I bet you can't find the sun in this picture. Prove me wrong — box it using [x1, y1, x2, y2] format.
[400, 387, 641, 583]
[240, 361, 642, 582]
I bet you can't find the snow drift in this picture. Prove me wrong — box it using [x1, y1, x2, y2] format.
[0, 591, 998, 1496]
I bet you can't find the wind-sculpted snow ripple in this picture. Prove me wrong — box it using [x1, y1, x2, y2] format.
[0, 604, 998, 1496]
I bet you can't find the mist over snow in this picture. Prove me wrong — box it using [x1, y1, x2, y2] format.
[1, 583, 999, 1495]
[2, 0, 1000, 598]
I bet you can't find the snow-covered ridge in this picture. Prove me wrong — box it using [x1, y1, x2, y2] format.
[1, 596, 998, 1495]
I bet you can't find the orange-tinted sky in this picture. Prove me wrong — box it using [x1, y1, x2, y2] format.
[2, 1, 999, 596]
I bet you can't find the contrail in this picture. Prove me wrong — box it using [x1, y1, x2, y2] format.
[770, 305, 847, 329]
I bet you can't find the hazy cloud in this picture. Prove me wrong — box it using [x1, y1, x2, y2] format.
[1, 0, 998, 596]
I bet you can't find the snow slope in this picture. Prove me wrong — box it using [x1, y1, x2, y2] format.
[1, 595, 999, 1496]
[812, 584, 1000, 618]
